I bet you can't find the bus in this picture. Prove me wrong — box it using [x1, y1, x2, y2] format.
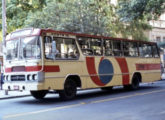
[3, 28, 161, 100]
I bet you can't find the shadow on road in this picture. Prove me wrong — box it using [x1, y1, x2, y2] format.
[17, 84, 161, 105]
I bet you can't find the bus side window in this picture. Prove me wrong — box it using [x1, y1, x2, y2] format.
[113, 41, 122, 56]
[152, 44, 159, 57]
[54, 37, 79, 59]
[78, 37, 93, 56]
[124, 42, 138, 57]
[139, 43, 152, 58]
[104, 40, 113, 56]
[123, 42, 129, 56]
[44, 36, 54, 59]
[90, 38, 102, 56]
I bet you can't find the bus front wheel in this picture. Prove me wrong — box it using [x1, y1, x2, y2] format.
[30, 90, 48, 99]
[58, 79, 77, 100]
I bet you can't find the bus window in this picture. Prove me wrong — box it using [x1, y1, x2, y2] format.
[129, 42, 138, 57]
[78, 37, 102, 56]
[123, 42, 129, 56]
[44, 37, 79, 60]
[139, 43, 152, 57]
[44, 36, 54, 59]
[6, 39, 19, 60]
[54, 37, 79, 59]
[123, 42, 138, 57]
[152, 44, 159, 57]
[113, 41, 122, 56]
[90, 39, 102, 56]
[104, 40, 113, 56]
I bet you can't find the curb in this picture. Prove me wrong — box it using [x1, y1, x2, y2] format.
[0, 94, 31, 100]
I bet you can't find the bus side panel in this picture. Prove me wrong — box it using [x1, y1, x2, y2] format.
[43, 60, 87, 90]
[85, 56, 123, 88]
[126, 57, 161, 83]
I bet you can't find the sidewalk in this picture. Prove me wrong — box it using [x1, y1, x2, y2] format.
[0, 90, 30, 100]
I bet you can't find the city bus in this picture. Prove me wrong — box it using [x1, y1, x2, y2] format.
[3, 28, 161, 100]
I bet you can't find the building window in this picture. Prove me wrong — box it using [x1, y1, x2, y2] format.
[156, 36, 161, 42]
[163, 37, 165, 42]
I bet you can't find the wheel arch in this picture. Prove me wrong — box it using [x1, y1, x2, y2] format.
[65, 74, 82, 88]
[132, 72, 142, 83]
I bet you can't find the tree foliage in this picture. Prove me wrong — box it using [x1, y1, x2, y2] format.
[0, 0, 165, 41]
[0, 0, 46, 32]
[25, 0, 120, 36]
[117, 0, 165, 40]
[118, 0, 165, 22]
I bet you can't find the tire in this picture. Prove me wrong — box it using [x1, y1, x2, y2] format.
[131, 75, 140, 90]
[124, 75, 140, 90]
[30, 90, 48, 99]
[58, 79, 77, 100]
[101, 86, 113, 91]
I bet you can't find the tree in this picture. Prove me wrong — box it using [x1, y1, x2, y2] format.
[118, 0, 165, 22]
[24, 0, 121, 37]
[0, 0, 46, 33]
[116, 0, 165, 40]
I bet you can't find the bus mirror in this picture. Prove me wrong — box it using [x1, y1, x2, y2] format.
[52, 41, 56, 60]
[52, 41, 56, 53]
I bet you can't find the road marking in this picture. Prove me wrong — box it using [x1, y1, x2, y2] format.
[91, 89, 165, 104]
[4, 89, 165, 119]
[4, 103, 84, 119]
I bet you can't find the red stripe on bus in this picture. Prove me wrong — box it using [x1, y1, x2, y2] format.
[5, 65, 60, 72]
[115, 58, 129, 85]
[26, 66, 42, 71]
[86, 57, 105, 86]
[136, 64, 160, 70]
[5, 68, 12, 72]
[43, 65, 60, 72]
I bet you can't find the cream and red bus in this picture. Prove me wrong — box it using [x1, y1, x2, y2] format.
[3, 28, 161, 100]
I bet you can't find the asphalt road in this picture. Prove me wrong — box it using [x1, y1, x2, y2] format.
[1, 81, 165, 120]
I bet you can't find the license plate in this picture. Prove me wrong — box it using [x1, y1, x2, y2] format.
[14, 85, 19, 90]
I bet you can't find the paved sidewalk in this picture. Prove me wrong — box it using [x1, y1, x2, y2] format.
[0, 90, 30, 100]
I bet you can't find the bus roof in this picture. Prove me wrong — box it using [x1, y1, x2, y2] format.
[41, 29, 156, 45]
[6, 28, 156, 45]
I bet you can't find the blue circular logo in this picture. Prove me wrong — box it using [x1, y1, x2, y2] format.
[98, 59, 114, 85]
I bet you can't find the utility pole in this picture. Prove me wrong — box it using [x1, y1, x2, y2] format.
[2, 0, 7, 44]
[1, 0, 7, 93]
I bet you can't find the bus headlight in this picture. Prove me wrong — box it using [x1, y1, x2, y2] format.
[6, 75, 9, 81]
[32, 74, 37, 80]
[27, 74, 31, 81]
[27, 74, 33, 81]
[29, 75, 33, 81]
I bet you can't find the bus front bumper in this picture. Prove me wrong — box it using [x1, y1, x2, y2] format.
[3, 82, 44, 91]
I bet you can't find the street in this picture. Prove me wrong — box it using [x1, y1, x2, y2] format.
[1, 80, 165, 120]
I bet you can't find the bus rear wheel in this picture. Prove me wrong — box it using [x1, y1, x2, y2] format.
[58, 79, 77, 100]
[30, 90, 48, 99]
[124, 75, 140, 90]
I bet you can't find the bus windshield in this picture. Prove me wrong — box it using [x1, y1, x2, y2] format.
[6, 36, 41, 60]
